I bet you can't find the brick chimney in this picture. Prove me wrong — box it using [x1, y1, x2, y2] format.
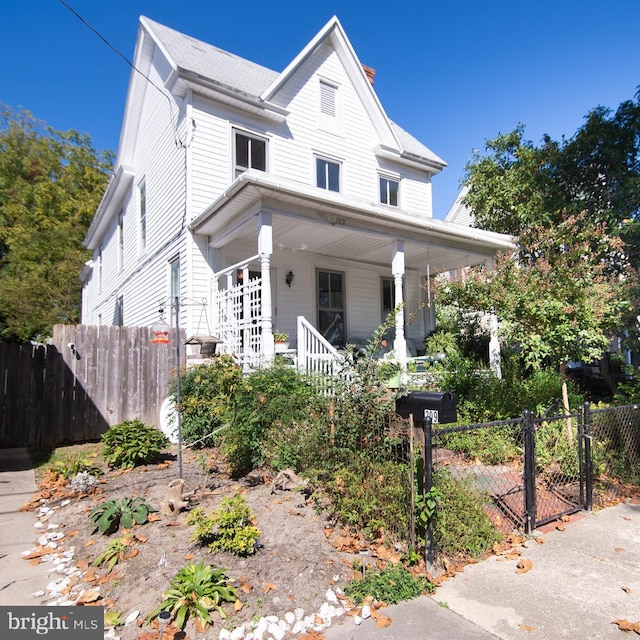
[362, 64, 376, 86]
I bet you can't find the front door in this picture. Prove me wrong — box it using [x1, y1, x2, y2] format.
[317, 269, 345, 347]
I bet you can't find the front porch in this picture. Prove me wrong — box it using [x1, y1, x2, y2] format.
[190, 171, 514, 377]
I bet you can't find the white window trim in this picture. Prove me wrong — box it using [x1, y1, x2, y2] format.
[314, 154, 342, 193]
[378, 173, 401, 207]
[232, 127, 268, 178]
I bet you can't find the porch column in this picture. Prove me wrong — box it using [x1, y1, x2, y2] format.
[259, 212, 274, 357]
[392, 241, 407, 368]
[489, 312, 502, 378]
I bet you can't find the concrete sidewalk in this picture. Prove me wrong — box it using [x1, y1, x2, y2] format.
[0, 448, 53, 605]
[326, 499, 640, 640]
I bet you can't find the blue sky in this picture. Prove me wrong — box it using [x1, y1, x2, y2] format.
[3, 0, 639, 218]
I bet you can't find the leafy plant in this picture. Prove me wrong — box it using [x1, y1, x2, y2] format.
[344, 564, 433, 605]
[431, 469, 502, 561]
[187, 494, 261, 556]
[93, 535, 135, 572]
[89, 496, 157, 535]
[101, 419, 169, 469]
[146, 561, 238, 630]
[174, 355, 243, 447]
[104, 610, 124, 628]
[48, 454, 102, 480]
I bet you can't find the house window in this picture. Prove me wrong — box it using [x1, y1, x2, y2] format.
[169, 256, 180, 326]
[379, 176, 399, 206]
[117, 209, 124, 272]
[381, 277, 395, 320]
[115, 295, 124, 326]
[316, 157, 340, 192]
[317, 269, 345, 346]
[139, 180, 147, 252]
[234, 131, 266, 177]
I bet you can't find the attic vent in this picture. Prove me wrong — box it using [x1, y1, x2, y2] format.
[319, 81, 336, 118]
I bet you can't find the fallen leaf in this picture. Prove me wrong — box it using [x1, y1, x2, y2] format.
[262, 583, 277, 593]
[535, 537, 546, 545]
[519, 624, 535, 631]
[29, 558, 42, 566]
[164, 521, 181, 527]
[124, 549, 139, 559]
[233, 599, 243, 612]
[76, 589, 102, 604]
[556, 525, 565, 531]
[84, 539, 96, 547]
[613, 619, 640, 633]
[134, 534, 147, 544]
[560, 515, 570, 522]
[376, 615, 392, 628]
[66, 530, 79, 537]
[148, 514, 162, 522]
[614, 547, 625, 553]
[239, 578, 253, 594]
[515, 558, 533, 574]
[184, 553, 194, 560]
[622, 586, 633, 594]
[323, 528, 334, 539]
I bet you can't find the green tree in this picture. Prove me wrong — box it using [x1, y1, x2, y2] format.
[0, 105, 113, 341]
[440, 91, 640, 413]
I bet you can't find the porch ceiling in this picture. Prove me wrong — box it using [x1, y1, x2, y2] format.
[190, 171, 515, 274]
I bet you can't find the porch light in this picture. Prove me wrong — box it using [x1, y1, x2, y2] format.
[285, 270, 295, 287]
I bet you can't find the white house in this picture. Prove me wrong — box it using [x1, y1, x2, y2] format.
[81, 15, 514, 375]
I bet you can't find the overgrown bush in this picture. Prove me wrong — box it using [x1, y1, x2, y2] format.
[323, 457, 410, 540]
[101, 419, 169, 468]
[223, 363, 326, 475]
[176, 355, 243, 447]
[431, 469, 502, 561]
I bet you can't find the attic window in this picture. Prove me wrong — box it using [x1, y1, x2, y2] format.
[319, 81, 336, 118]
[318, 79, 341, 134]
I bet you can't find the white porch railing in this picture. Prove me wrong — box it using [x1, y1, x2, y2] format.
[212, 255, 262, 370]
[296, 315, 352, 394]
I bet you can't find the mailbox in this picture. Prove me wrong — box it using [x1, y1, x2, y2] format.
[396, 391, 457, 425]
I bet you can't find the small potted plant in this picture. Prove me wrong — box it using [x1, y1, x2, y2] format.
[273, 330, 289, 351]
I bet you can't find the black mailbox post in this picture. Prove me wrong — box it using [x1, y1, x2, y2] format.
[396, 391, 457, 425]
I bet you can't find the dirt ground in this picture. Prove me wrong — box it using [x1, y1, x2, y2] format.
[24, 446, 363, 639]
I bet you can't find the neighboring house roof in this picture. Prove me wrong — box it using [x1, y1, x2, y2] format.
[444, 186, 475, 226]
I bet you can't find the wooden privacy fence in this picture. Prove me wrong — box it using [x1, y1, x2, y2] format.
[0, 325, 184, 449]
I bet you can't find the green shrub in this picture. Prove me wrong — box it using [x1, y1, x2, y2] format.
[89, 496, 157, 535]
[431, 469, 502, 561]
[187, 494, 261, 556]
[224, 363, 326, 475]
[101, 419, 169, 468]
[176, 355, 243, 447]
[439, 424, 522, 466]
[146, 561, 238, 630]
[344, 564, 433, 605]
[323, 458, 410, 540]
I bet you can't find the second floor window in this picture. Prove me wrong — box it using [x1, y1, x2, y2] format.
[316, 157, 340, 192]
[379, 176, 399, 206]
[235, 131, 266, 177]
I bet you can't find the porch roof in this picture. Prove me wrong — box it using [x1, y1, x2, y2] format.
[189, 171, 515, 274]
